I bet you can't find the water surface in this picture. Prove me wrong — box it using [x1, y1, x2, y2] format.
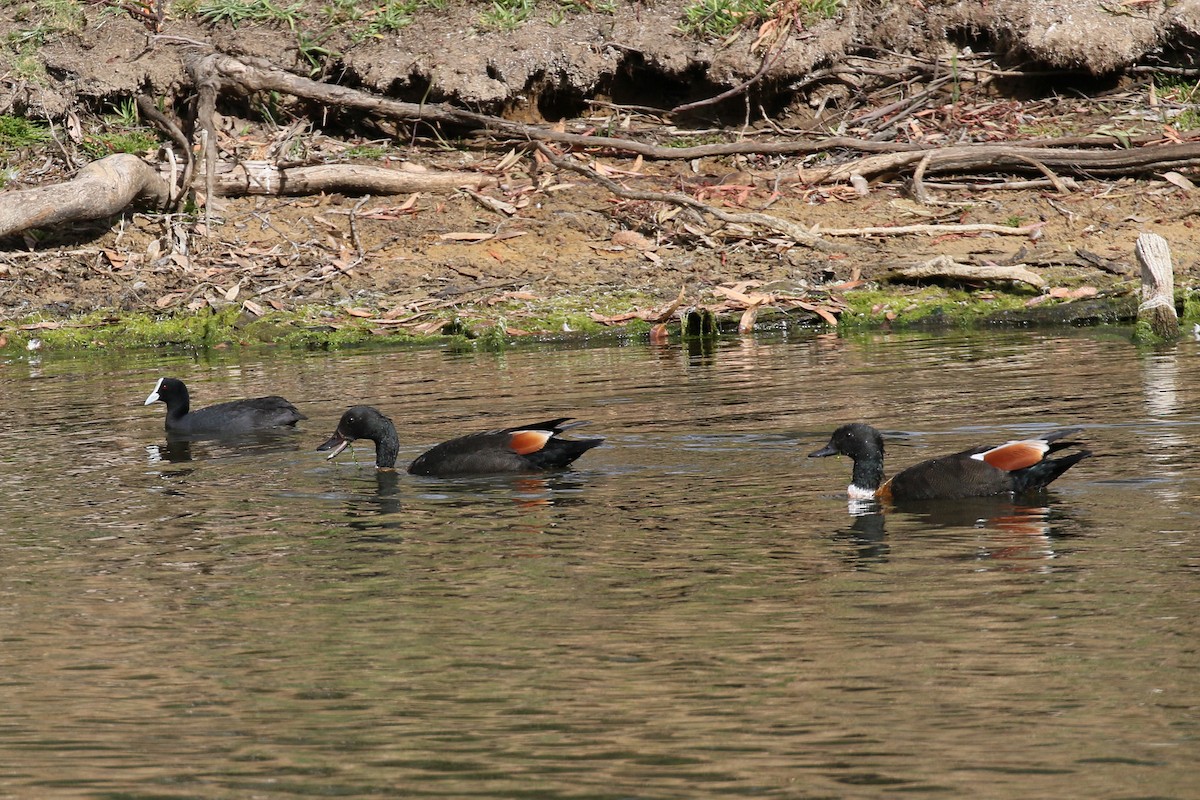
[0, 330, 1196, 798]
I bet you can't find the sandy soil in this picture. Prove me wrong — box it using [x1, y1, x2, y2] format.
[2, 1, 1199, 331]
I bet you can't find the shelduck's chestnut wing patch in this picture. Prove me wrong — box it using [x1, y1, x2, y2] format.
[507, 429, 554, 455]
[972, 440, 1050, 472]
[811, 423, 1088, 501]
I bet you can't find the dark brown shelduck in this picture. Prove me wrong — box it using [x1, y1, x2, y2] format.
[318, 405, 603, 476]
[809, 423, 1090, 501]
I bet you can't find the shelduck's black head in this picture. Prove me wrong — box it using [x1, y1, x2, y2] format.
[318, 405, 400, 470]
[144, 377, 190, 412]
[809, 423, 885, 461]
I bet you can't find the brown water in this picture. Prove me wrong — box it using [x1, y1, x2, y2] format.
[0, 330, 1196, 799]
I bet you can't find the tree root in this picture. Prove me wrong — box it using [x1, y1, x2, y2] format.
[0, 154, 170, 240]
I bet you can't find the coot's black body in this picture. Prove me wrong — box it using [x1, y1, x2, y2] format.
[144, 377, 306, 435]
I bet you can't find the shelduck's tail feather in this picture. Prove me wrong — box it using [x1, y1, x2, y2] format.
[1014, 449, 1092, 493]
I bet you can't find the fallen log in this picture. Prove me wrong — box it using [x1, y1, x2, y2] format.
[809, 141, 1200, 184]
[207, 161, 496, 196]
[890, 255, 1046, 288]
[0, 154, 170, 239]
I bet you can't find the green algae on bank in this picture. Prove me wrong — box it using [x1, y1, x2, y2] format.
[0, 284, 1171, 353]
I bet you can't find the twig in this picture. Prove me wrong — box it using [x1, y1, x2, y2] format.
[1011, 154, 1070, 193]
[533, 143, 845, 253]
[922, 177, 1081, 191]
[910, 151, 933, 204]
[672, 42, 782, 115]
[137, 95, 192, 209]
[816, 222, 1043, 237]
[349, 195, 369, 259]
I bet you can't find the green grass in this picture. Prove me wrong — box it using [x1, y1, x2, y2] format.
[3, 0, 84, 45]
[344, 144, 390, 159]
[195, 0, 305, 27]
[1173, 107, 1200, 130]
[838, 286, 1042, 330]
[479, 0, 536, 31]
[3, 0, 83, 80]
[0, 115, 49, 153]
[76, 101, 159, 159]
[1153, 72, 1200, 103]
[80, 130, 158, 158]
[679, 0, 843, 40]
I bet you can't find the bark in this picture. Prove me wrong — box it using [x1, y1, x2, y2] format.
[0, 154, 170, 239]
[891, 255, 1046, 288]
[1135, 232, 1180, 340]
[208, 161, 496, 196]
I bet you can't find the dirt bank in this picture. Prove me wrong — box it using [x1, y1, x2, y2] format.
[2, 1, 1199, 345]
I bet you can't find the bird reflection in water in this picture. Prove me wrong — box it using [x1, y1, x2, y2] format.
[834, 495, 1071, 569]
[146, 430, 305, 464]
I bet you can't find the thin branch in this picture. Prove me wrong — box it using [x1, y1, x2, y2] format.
[533, 142, 848, 252]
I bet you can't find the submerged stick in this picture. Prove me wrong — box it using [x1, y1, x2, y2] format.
[1134, 233, 1180, 341]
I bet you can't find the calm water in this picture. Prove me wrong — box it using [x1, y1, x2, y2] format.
[0, 329, 1196, 799]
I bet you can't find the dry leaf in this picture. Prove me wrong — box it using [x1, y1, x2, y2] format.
[411, 320, 446, 335]
[589, 311, 641, 325]
[155, 293, 182, 308]
[465, 188, 517, 216]
[714, 285, 759, 306]
[649, 323, 670, 344]
[1162, 171, 1195, 192]
[440, 232, 494, 242]
[738, 305, 759, 334]
[346, 308, 373, 317]
[224, 283, 240, 302]
[242, 300, 265, 316]
[793, 301, 840, 326]
[612, 230, 654, 251]
[649, 285, 688, 323]
[494, 149, 522, 172]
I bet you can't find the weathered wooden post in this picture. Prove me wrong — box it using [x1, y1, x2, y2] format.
[1134, 232, 1180, 341]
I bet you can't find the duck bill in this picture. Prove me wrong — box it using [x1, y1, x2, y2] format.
[808, 443, 838, 458]
[317, 432, 352, 460]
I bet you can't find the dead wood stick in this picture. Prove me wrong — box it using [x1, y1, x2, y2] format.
[0, 154, 170, 239]
[812, 141, 1200, 183]
[183, 52, 922, 160]
[1134, 232, 1180, 340]
[814, 221, 1042, 237]
[532, 143, 847, 253]
[1011, 154, 1070, 193]
[910, 151, 933, 204]
[672, 40, 781, 115]
[923, 177, 1081, 191]
[205, 161, 495, 196]
[891, 255, 1046, 288]
[136, 94, 192, 208]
